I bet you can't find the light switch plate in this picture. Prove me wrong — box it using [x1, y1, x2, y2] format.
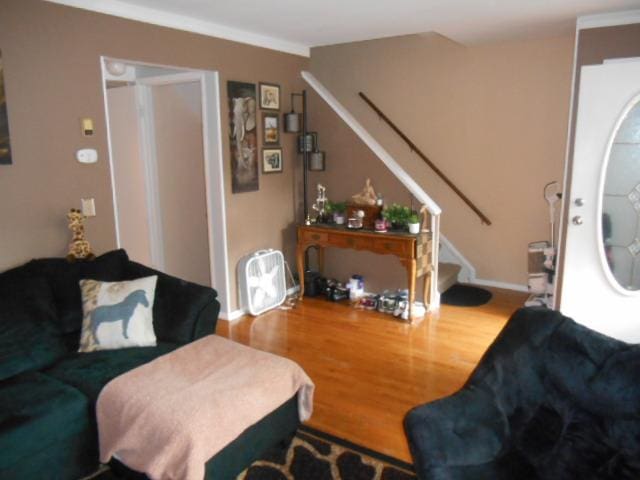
[81, 198, 96, 217]
[76, 148, 98, 164]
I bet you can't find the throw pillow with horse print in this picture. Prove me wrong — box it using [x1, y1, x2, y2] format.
[78, 276, 157, 352]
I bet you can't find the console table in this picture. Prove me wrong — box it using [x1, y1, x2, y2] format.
[296, 224, 433, 319]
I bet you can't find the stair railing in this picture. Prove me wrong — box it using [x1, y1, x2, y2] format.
[302, 71, 442, 311]
[359, 92, 492, 226]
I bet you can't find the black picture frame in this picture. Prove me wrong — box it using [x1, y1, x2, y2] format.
[262, 112, 279, 145]
[262, 148, 283, 174]
[259, 82, 280, 110]
[227, 81, 259, 193]
[0, 49, 13, 165]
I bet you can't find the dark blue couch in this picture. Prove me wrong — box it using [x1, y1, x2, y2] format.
[405, 307, 640, 479]
[0, 249, 300, 479]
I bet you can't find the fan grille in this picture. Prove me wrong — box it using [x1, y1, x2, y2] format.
[243, 250, 286, 315]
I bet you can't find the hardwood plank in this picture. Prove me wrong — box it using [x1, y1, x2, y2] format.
[217, 287, 526, 463]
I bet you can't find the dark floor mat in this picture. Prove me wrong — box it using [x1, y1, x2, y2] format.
[441, 284, 492, 306]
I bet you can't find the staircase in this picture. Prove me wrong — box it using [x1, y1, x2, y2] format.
[302, 71, 477, 311]
[439, 262, 462, 293]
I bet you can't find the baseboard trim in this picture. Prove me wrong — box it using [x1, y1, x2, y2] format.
[219, 285, 301, 322]
[218, 309, 246, 322]
[469, 278, 528, 293]
[287, 285, 300, 295]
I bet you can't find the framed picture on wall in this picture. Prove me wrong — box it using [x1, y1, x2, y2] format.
[0, 49, 13, 165]
[262, 148, 283, 174]
[262, 113, 279, 145]
[259, 82, 280, 110]
[227, 81, 259, 193]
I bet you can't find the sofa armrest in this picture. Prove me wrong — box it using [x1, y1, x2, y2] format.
[124, 261, 220, 343]
[405, 386, 508, 479]
[193, 298, 221, 339]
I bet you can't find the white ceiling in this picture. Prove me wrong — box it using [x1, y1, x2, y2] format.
[50, 0, 640, 56]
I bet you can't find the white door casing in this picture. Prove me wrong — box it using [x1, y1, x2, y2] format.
[102, 60, 232, 317]
[559, 60, 640, 342]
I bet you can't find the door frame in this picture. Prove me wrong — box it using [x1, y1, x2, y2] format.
[101, 58, 232, 316]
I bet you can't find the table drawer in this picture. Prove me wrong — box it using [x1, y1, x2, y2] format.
[328, 234, 373, 250]
[372, 238, 410, 256]
[301, 230, 328, 243]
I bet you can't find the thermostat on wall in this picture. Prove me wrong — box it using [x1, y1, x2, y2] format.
[76, 148, 98, 164]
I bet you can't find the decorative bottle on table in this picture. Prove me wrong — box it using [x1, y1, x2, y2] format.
[374, 193, 387, 232]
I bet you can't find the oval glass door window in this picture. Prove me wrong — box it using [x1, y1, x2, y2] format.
[601, 98, 640, 291]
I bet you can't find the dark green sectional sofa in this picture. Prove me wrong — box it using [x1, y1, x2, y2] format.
[0, 249, 300, 479]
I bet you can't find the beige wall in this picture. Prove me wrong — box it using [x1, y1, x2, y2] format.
[308, 33, 574, 292]
[152, 81, 210, 287]
[106, 86, 153, 266]
[0, 0, 307, 311]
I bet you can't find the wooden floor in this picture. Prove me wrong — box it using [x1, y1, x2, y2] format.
[217, 288, 527, 463]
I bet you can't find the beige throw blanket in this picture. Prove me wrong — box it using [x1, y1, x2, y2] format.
[97, 335, 314, 480]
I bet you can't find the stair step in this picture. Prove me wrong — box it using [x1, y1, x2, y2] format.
[438, 262, 461, 293]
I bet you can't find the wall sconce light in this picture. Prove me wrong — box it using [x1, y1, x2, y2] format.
[284, 93, 303, 133]
[309, 150, 326, 171]
[297, 132, 317, 153]
[287, 89, 328, 221]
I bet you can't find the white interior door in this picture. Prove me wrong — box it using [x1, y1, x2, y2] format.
[560, 60, 640, 342]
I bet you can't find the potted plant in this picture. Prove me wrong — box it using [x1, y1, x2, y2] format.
[407, 212, 421, 234]
[327, 201, 347, 225]
[382, 204, 411, 230]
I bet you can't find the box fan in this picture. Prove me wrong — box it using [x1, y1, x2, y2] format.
[238, 249, 287, 315]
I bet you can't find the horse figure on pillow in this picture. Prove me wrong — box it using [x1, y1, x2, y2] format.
[91, 290, 149, 344]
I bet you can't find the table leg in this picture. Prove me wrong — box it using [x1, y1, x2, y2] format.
[407, 259, 416, 320]
[297, 243, 306, 299]
[423, 269, 431, 311]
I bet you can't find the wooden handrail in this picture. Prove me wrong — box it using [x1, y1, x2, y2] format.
[359, 92, 492, 226]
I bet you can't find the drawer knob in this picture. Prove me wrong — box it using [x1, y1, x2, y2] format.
[347, 238, 355, 246]
[312, 234, 320, 240]
[384, 242, 392, 250]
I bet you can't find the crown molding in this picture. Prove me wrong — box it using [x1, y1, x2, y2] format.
[45, 0, 310, 57]
[577, 9, 640, 30]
